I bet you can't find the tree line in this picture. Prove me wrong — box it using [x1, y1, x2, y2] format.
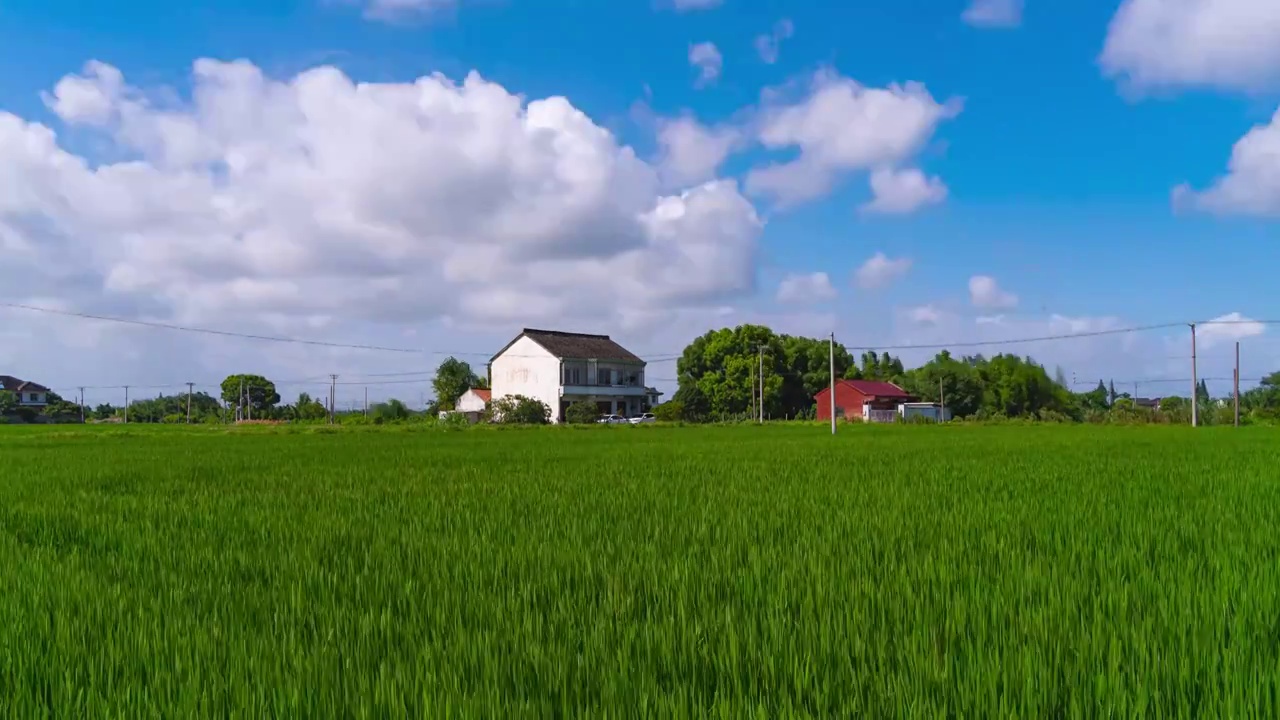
[660, 324, 1280, 424]
[8, 331, 1280, 426]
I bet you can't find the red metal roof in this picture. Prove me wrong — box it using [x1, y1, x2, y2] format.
[816, 379, 912, 399]
[471, 388, 492, 401]
[844, 380, 910, 397]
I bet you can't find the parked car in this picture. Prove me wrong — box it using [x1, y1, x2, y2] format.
[597, 414, 627, 424]
[629, 413, 656, 424]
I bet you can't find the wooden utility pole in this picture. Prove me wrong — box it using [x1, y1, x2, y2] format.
[185, 382, 194, 423]
[329, 374, 337, 425]
[1190, 323, 1198, 428]
[1235, 341, 1241, 427]
[124, 386, 129, 423]
[829, 333, 837, 435]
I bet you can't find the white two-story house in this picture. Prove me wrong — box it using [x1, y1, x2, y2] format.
[0, 375, 51, 407]
[489, 329, 660, 423]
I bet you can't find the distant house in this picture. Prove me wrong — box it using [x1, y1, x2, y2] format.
[0, 375, 51, 407]
[815, 380, 916, 423]
[489, 328, 651, 423]
[454, 388, 491, 423]
[1134, 397, 1161, 410]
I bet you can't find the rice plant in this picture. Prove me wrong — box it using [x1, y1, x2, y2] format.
[1, 424, 1278, 716]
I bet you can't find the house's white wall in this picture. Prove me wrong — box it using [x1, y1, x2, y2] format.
[456, 390, 487, 413]
[491, 336, 562, 422]
[18, 391, 46, 406]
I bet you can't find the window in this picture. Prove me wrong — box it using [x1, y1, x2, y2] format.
[598, 369, 612, 385]
[566, 368, 582, 385]
[28, 393, 38, 402]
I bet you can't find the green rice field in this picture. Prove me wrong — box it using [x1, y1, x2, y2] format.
[3, 424, 1280, 716]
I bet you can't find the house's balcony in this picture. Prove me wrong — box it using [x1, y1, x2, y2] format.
[560, 384, 649, 397]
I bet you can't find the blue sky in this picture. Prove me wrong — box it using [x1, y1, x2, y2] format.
[1, 0, 1279, 404]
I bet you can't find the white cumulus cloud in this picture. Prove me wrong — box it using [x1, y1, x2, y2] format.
[1198, 312, 1266, 348]
[1174, 107, 1280, 215]
[746, 70, 960, 207]
[776, 272, 837, 304]
[754, 18, 795, 64]
[969, 275, 1018, 310]
[12, 59, 764, 337]
[861, 167, 948, 215]
[962, 0, 1024, 28]
[655, 115, 742, 188]
[854, 252, 913, 290]
[689, 42, 723, 87]
[1101, 0, 1280, 92]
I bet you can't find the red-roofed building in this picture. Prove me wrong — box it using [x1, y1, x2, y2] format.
[453, 387, 492, 423]
[815, 379, 916, 423]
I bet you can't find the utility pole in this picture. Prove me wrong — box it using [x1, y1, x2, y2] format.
[78, 387, 85, 423]
[829, 332, 837, 435]
[1235, 341, 1241, 427]
[185, 382, 194, 423]
[1190, 323, 1198, 428]
[364, 387, 369, 417]
[939, 377, 945, 422]
[124, 386, 129, 424]
[329, 374, 337, 425]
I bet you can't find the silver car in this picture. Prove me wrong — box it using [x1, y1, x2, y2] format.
[596, 414, 627, 424]
[629, 413, 656, 424]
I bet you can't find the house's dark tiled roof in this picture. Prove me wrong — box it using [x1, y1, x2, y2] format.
[0, 375, 49, 393]
[511, 329, 643, 363]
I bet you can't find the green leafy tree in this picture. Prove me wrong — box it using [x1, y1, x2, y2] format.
[291, 393, 328, 421]
[1108, 380, 1118, 406]
[371, 398, 412, 423]
[220, 375, 280, 416]
[898, 351, 985, 418]
[676, 326, 861, 421]
[0, 390, 16, 415]
[564, 400, 599, 425]
[432, 358, 480, 412]
[93, 403, 117, 420]
[490, 395, 551, 425]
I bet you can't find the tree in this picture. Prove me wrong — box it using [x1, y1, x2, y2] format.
[898, 351, 984, 418]
[432, 358, 480, 412]
[0, 390, 15, 415]
[1108, 380, 1118, 406]
[490, 395, 551, 424]
[93, 403, 117, 421]
[291, 393, 328, 421]
[220, 375, 280, 415]
[676, 326, 859, 421]
[371, 398, 412, 423]
[565, 400, 599, 425]
[1196, 378, 1210, 405]
[1078, 380, 1109, 412]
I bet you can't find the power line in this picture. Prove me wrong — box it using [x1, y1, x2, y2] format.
[2, 302, 684, 361]
[1, 298, 424, 351]
[844, 322, 1186, 352]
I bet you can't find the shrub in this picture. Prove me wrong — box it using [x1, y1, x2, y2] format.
[653, 401, 684, 423]
[14, 407, 38, 424]
[565, 401, 599, 425]
[490, 395, 551, 425]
